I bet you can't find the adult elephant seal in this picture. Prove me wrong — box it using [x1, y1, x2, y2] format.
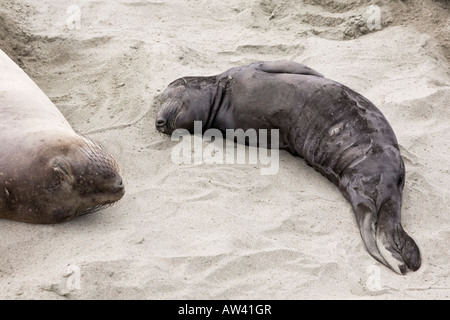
[0, 49, 125, 224]
[155, 60, 421, 274]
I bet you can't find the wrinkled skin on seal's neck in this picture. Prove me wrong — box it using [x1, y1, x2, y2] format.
[0, 133, 124, 224]
[156, 61, 421, 274]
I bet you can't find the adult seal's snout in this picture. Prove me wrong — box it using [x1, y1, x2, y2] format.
[116, 177, 124, 189]
[113, 177, 125, 193]
[156, 60, 421, 274]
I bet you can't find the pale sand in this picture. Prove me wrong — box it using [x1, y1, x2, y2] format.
[0, 0, 449, 299]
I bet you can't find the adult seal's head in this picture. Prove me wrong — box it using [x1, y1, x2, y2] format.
[0, 49, 125, 224]
[1, 133, 125, 224]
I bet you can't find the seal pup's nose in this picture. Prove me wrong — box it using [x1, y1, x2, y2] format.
[156, 118, 167, 132]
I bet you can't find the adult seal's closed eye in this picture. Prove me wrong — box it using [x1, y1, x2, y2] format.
[0, 49, 125, 224]
[156, 60, 421, 274]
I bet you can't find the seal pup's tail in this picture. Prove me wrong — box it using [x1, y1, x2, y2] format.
[340, 170, 421, 275]
[374, 198, 421, 274]
[356, 198, 421, 274]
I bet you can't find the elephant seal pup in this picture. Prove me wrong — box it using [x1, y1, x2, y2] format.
[0, 49, 125, 224]
[156, 60, 421, 274]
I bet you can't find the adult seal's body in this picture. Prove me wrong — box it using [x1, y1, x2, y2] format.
[0, 49, 125, 224]
[156, 60, 421, 274]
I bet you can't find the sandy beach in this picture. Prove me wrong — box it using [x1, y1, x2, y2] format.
[0, 0, 449, 299]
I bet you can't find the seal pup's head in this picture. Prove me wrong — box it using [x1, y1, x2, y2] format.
[156, 76, 219, 135]
[2, 134, 125, 224]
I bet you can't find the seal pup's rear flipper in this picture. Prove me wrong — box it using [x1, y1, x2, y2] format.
[354, 203, 391, 268]
[255, 60, 324, 77]
[375, 199, 421, 274]
[347, 191, 421, 274]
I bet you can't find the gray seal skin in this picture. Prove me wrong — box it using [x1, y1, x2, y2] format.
[0, 49, 125, 224]
[156, 60, 421, 274]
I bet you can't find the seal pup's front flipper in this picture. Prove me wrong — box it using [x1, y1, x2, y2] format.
[255, 60, 324, 77]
